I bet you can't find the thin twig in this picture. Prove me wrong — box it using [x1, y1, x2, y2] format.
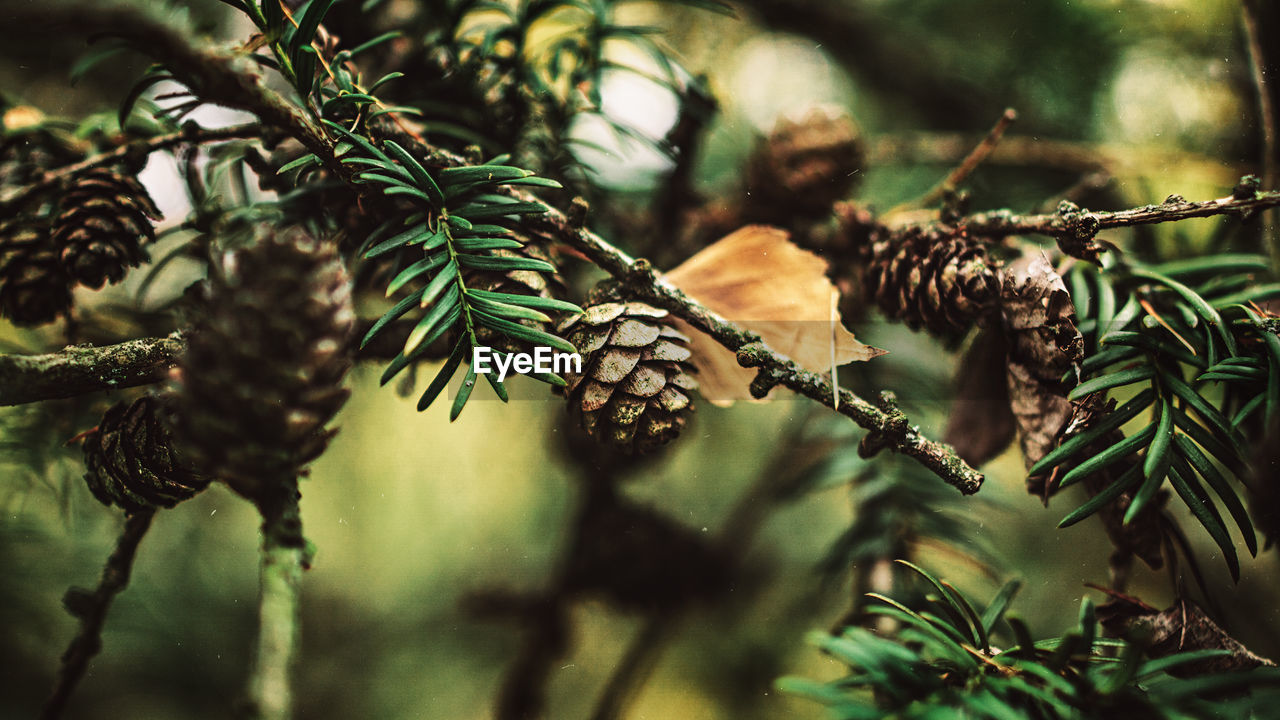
[588, 621, 672, 720]
[0, 124, 262, 213]
[587, 420, 825, 720]
[41, 510, 156, 720]
[866, 133, 1243, 192]
[1034, 171, 1113, 214]
[913, 108, 1018, 209]
[924, 190, 1280, 239]
[1242, 0, 1280, 268]
[0, 320, 434, 408]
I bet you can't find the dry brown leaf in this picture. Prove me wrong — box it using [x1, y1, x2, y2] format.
[1098, 596, 1275, 674]
[665, 225, 885, 405]
[1000, 252, 1082, 494]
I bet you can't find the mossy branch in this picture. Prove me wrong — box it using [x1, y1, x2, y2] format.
[929, 189, 1280, 239]
[533, 221, 986, 495]
[246, 480, 306, 720]
[0, 335, 184, 407]
[0, 320, 434, 407]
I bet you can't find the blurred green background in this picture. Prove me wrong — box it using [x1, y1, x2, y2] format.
[2, 0, 1279, 717]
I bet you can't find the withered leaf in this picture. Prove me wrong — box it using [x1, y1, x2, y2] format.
[665, 225, 886, 406]
[1098, 596, 1276, 675]
[1001, 253, 1083, 494]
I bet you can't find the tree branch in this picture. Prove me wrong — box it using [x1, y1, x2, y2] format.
[0, 335, 184, 407]
[527, 212, 984, 495]
[914, 108, 1018, 209]
[10, 6, 341, 178]
[0, 123, 262, 213]
[0, 320, 435, 408]
[588, 622, 671, 720]
[41, 509, 156, 720]
[928, 189, 1280, 240]
[865, 133, 1240, 184]
[586, 419, 825, 720]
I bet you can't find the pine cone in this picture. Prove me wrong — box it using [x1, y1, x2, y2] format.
[452, 44, 522, 134]
[83, 395, 211, 513]
[51, 168, 162, 289]
[0, 220, 73, 326]
[560, 298, 698, 454]
[0, 112, 82, 190]
[171, 229, 354, 500]
[746, 107, 865, 215]
[859, 226, 1001, 338]
[466, 236, 566, 353]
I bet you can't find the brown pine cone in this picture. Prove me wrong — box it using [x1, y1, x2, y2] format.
[0, 220, 73, 326]
[746, 107, 865, 216]
[860, 226, 1001, 338]
[170, 229, 354, 500]
[82, 395, 211, 513]
[559, 297, 698, 455]
[51, 168, 162, 289]
[0, 108, 82, 190]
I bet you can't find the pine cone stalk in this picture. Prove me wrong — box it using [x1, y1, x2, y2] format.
[171, 229, 353, 720]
